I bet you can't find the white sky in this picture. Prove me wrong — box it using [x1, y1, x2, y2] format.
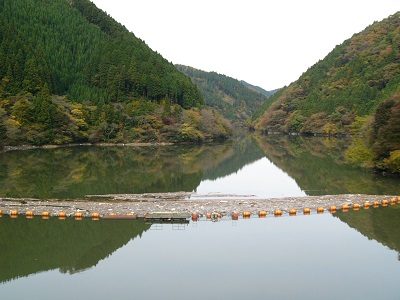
[91, 0, 399, 91]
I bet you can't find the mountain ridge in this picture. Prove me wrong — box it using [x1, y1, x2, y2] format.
[240, 80, 277, 97]
[176, 64, 276, 126]
[253, 12, 400, 134]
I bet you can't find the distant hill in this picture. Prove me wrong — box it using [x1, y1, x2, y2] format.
[240, 80, 277, 97]
[176, 65, 273, 125]
[0, 0, 232, 146]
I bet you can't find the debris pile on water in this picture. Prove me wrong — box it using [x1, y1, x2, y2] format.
[0, 193, 397, 218]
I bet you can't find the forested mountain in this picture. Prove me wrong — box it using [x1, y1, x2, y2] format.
[252, 12, 400, 174]
[240, 80, 276, 97]
[176, 65, 273, 125]
[0, 0, 232, 146]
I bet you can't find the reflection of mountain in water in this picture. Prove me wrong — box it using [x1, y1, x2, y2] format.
[202, 133, 264, 181]
[254, 134, 400, 196]
[334, 205, 400, 257]
[0, 134, 265, 199]
[0, 216, 151, 283]
[0, 146, 205, 198]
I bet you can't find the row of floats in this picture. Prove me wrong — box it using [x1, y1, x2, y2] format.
[191, 197, 400, 221]
[0, 210, 136, 220]
[0, 197, 399, 221]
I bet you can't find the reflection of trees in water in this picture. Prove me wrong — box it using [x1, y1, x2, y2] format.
[0, 145, 219, 198]
[2, 133, 398, 199]
[0, 133, 266, 199]
[202, 133, 264, 181]
[253, 134, 400, 196]
[0, 217, 151, 283]
[334, 205, 400, 259]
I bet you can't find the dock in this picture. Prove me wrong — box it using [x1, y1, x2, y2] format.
[144, 212, 190, 223]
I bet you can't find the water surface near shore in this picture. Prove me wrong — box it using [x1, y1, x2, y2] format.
[0, 135, 399, 200]
[1, 206, 399, 299]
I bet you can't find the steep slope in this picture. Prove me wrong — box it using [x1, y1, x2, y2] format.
[176, 65, 273, 125]
[0, 0, 233, 146]
[252, 11, 400, 174]
[0, 0, 203, 108]
[253, 12, 400, 136]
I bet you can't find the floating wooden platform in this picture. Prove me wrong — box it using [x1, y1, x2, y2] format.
[144, 212, 190, 222]
[147, 219, 190, 224]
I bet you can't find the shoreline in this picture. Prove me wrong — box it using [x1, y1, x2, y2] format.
[1, 193, 398, 218]
[1, 142, 175, 153]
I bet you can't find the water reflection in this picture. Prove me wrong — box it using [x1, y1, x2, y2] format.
[254, 134, 400, 195]
[334, 204, 400, 256]
[0, 134, 264, 199]
[0, 216, 150, 283]
[0, 133, 399, 199]
[1, 208, 400, 299]
[195, 157, 306, 198]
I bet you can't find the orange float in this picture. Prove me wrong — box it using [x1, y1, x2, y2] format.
[303, 208, 311, 215]
[92, 212, 100, 220]
[258, 211, 267, 218]
[58, 212, 67, 220]
[25, 211, 34, 218]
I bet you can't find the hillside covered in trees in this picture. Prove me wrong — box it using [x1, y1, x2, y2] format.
[240, 80, 276, 97]
[252, 12, 400, 174]
[0, 0, 232, 146]
[176, 65, 274, 126]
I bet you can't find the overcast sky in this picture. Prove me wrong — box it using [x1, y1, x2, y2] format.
[91, 0, 399, 91]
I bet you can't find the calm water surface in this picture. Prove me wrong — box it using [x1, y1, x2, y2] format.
[0, 205, 400, 299]
[0, 134, 399, 199]
[1, 134, 400, 299]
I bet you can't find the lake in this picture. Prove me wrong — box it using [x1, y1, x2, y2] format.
[0, 134, 400, 299]
[0, 205, 400, 299]
[0, 134, 399, 199]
